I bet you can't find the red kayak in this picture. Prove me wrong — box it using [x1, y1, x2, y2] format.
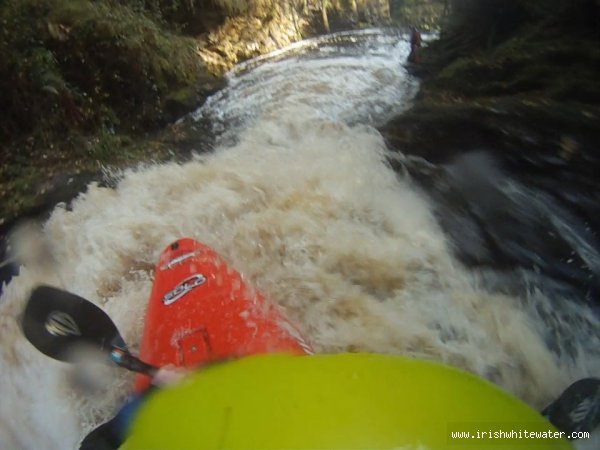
[134, 238, 311, 391]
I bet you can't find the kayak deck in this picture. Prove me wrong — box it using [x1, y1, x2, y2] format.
[135, 238, 310, 391]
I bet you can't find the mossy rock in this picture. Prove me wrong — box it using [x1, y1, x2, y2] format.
[162, 86, 203, 122]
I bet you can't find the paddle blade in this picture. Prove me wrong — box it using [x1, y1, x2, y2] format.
[22, 285, 125, 362]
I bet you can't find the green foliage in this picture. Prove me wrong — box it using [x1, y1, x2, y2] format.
[444, 0, 599, 48]
[212, 0, 277, 15]
[110, 0, 216, 31]
[428, 25, 600, 104]
[0, 0, 205, 141]
[390, 0, 446, 30]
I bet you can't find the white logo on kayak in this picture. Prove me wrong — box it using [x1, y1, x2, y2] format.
[163, 274, 207, 305]
[160, 251, 201, 271]
[45, 311, 81, 337]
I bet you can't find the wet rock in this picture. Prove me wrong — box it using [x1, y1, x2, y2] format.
[163, 78, 226, 124]
[198, 13, 304, 73]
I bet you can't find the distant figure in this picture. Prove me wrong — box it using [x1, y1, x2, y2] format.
[407, 27, 422, 64]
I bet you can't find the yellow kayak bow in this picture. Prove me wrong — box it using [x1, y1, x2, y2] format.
[125, 353, 573, 450]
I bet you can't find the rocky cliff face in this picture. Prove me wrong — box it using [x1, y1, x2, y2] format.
[198, 8, 305, 73]
[196, 1, 399, 73]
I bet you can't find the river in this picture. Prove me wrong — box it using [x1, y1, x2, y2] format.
[0, 28, 598, 449]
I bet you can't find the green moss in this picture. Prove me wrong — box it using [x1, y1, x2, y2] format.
[0, 128, 175, 224]
[0, 0, 209, 142]
[390, 0, 446, 30]
[423, 24, 600, 103]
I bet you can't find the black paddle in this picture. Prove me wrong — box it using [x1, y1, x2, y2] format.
[22, 285, 157, 376]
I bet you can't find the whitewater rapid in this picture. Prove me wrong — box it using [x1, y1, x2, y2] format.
[0, 29, 598, 449]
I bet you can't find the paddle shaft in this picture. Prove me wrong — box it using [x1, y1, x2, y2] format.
[110, 347, 158, 377]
